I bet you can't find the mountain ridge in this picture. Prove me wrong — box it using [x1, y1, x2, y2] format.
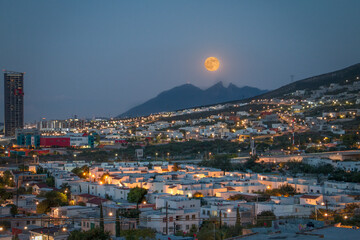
[118, 82, 267, 117]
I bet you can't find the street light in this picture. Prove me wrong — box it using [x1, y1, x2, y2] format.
[109, 212, 113, 216]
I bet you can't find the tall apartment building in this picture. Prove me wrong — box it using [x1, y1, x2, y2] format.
[4, 71, 24, 136]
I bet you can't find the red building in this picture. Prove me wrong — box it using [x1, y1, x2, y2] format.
[40, 137, 71, 147]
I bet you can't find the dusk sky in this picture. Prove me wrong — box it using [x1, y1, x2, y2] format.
[1, 0, 360, 122]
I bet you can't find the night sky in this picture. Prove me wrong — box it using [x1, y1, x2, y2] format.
[1, 0, 360, 122]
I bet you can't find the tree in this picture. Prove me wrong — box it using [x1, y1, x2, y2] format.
[0, 189, 13, 203]
[7, 204, 18, 216]
[227, 194, 245, 201]
[199, 154, 232, 171]
[0, 171, 14, 187]
[99, 204, 104, 232]
[71, 165, 89, 179]
[266, 184, 296, 197]
[36, 166, 47, 174]
[18, 164, 29, 172]
[68, 227, 111, 240]
[60, 183, 71, 200]
[71, 167, 82, 177]
[235, 207, 241, 227]
[36, 200, 50, 214]
[46, 176, 55, 187]
[100, 173, 110, 183]
[36, 191, 68, 213]
[172, 162, 180, 171]
[127, 187, 147, 209]
[120, 229, 156, 240]
[256, 211, 275, 227]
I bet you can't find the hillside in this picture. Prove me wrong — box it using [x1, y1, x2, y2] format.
[251, 63, 360, 100]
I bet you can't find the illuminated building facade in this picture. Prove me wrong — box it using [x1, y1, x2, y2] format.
[4, 71, 24, 136]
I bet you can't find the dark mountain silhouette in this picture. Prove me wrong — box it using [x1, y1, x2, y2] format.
[119, 82, 267, 117]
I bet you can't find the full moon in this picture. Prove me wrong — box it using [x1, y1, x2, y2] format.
[204, 57, 220, 71]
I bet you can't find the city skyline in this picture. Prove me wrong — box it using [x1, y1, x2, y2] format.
[1, 0, 360, 121]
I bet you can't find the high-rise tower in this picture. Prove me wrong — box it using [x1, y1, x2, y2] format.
[4, 71, 24, 137]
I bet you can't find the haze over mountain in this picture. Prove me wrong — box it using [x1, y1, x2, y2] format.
[119, 82, 267, 117]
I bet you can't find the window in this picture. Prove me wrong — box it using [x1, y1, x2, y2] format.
[169, 217, 173, 222]
[163, 227, 166, 232]
[27, 221, 30, 224]
[32, 220, 35, 224]
[163, 217, 167, 222]
[192, 215, 196, 219]
[186, 215, 190, 220]
[186, 225, 189, 230]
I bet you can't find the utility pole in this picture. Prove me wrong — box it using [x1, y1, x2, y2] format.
[219, 210, 222, 229]
[165, 201, 168, 235]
